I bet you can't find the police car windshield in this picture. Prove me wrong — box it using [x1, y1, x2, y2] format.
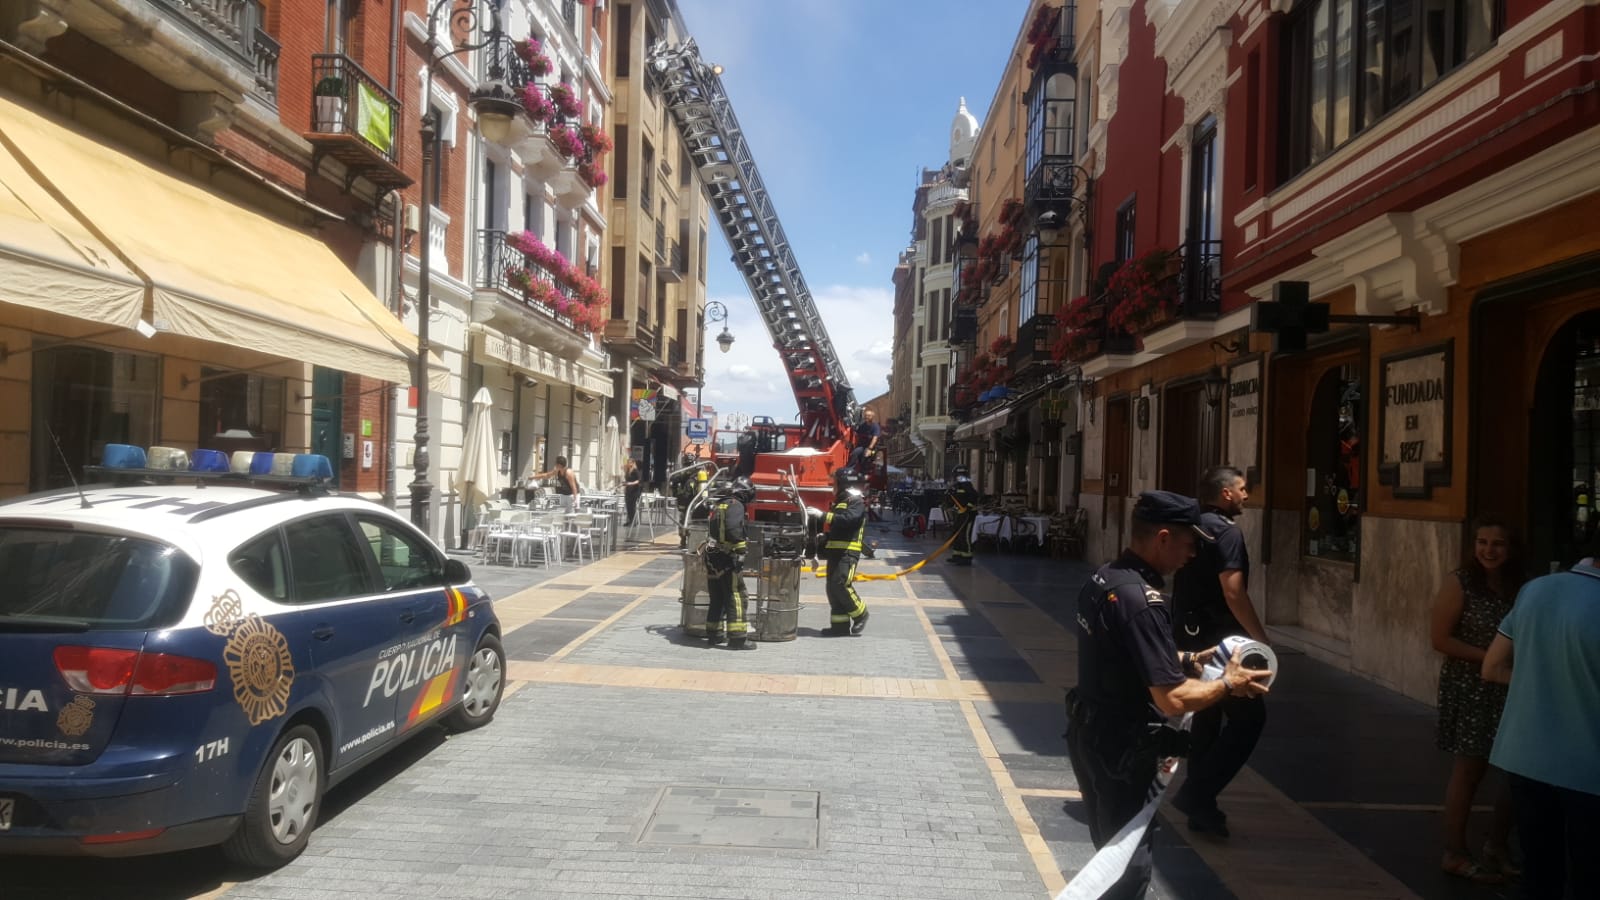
[0, 526, 198, 631]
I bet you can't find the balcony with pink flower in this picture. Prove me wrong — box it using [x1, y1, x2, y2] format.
[472, 228, 609, 359]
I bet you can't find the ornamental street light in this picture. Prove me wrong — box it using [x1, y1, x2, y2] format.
[706, 300, 734, 353]
[410, 0, 519, 533]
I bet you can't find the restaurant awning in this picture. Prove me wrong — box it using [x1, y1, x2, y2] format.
[0, 94, 416, 384]
[950, 407, 1012, 443]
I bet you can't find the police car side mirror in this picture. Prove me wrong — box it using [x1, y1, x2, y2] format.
[444, 557, 472, 586]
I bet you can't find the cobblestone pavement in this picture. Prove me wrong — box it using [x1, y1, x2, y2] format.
[7, 519, 1508, 899]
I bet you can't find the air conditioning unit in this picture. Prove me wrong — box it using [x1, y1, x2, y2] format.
[404, 203, 421, 235]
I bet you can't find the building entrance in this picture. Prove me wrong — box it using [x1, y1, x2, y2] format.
[1529, 309, 1600, 574]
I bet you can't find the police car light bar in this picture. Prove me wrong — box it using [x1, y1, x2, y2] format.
[87, 444, 337, 489]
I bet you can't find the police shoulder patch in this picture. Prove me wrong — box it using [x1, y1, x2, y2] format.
[1144, 587, 1165, 605]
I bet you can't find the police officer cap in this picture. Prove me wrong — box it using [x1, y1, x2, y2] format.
[1132, 490, 1215, 540]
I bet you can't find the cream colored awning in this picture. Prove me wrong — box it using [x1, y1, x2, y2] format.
[0, 120, 145, 329]
[0, 94, 416, 383]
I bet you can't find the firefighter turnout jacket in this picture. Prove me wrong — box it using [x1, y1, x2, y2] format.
[947, 479, 980, 514]
[710, 497, 749, 552]
[823, 488, 868, 556]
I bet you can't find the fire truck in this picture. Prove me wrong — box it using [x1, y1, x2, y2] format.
[648, 40, 863, 521]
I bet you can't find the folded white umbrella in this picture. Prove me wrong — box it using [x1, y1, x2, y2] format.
[455, 386, 501, 513]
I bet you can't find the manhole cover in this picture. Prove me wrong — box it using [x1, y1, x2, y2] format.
[636, 787, 820, 850]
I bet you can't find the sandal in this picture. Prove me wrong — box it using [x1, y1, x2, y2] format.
[1442, 852, 1505, 884]
[1482, 843, 1522, 878]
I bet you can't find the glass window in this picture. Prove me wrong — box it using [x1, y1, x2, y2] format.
[1114, 198, 1136, 265]
[284, 514, 373, 603]
[199, 369, 286, 450]
[0, 527, 197, 629]
[229, 530, 289, 602]
[1020, 234, 1039, 324]
[355, 516, 445, 592]
[30, 345, 158, 491]
[1304, 362, 1363, 562]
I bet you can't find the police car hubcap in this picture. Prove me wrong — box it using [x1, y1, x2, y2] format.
[463, 647, 502, 716]
[268, 737, 318, 844]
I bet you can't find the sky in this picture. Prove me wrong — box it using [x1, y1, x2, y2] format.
[672, 0, 1026, 425]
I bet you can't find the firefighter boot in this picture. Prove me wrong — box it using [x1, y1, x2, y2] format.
[727, 637, 757, 651]
[706, 629, 727, 646]
[850, 609, 871, 636]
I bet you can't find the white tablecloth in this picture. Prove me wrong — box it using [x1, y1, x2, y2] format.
[970, 514, 1051, 545]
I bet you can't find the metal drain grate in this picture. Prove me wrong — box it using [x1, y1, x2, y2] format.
[635, 786, 820, 850]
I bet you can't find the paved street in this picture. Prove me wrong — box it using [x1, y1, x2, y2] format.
[7, 521, 1518, 899]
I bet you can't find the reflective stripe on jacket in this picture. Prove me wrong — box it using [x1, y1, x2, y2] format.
[823, 489, 867, 553]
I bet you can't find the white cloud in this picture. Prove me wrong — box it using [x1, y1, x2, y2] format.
[855, 251, 872, 265]
[698, 283, 895, 420]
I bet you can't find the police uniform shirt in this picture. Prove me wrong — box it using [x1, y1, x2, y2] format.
[1172, 509, 1248, 650]
[1076, 550, 1187, 720]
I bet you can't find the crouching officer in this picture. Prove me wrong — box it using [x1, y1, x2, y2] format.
[1065, 490, 1271, 899]
[947, 465, 980, 566]
[815, 468, 870, 636]
[704, 477, 757, 650]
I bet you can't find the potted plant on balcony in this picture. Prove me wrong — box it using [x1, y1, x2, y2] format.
[514, 38, 553, 77]
[1052, 294, 1104, 364]
[549, 123, 585, 160]
[314, 75, 346, 131]
[522, 84, 554, 126]
[1106, 248, 1179, 335]
[989, 334, 1015, 357]
[577, 160, 608, 189]
[548, 82, 583, 120]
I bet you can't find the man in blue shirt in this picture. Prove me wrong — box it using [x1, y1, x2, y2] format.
[1482, 556, 1600, 898]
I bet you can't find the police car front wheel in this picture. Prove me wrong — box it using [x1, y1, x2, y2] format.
[446, 632, 505, 731]
[223, 724, 323, 868]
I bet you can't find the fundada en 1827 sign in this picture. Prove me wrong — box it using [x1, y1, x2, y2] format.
[1378, 341, 1452, 499]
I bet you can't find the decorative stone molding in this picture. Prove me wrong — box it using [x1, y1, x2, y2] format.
[179, 91, 237, 143]
[12, 3, 68, 55]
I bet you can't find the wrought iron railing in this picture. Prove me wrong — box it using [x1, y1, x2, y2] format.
[635, 321, 660, 355]
[310, 54, 401, 163]
[1177, 239, 1223, 318]
[151, 0, 279, 102]
[1010, 314, 1056, 370]
[655, 221, 668, 264]
[475, 32, 532, 91]
[475, 229, 579, 331]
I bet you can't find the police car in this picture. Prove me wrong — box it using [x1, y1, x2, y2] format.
[0, 453, 504, 867]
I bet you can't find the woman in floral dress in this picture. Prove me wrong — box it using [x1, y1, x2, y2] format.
[1430, 516, 1523, 882]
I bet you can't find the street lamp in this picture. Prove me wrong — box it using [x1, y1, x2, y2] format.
[410, 0, 520, 533]
[706, 300, 734, 353]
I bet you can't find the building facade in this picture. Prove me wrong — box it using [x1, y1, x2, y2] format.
[603, 0, 713, 490]
[0, 0, 420, 502]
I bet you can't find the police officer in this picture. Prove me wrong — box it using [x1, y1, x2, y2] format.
[816, 468, 870, 636]
[1065, 491, 1271, 899]
[946, 465, 980, 566]
[704, 477, 757, 651]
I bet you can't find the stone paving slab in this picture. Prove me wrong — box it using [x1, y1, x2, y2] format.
[225, 683, 1049, 900]
[560, 596, 948, 679]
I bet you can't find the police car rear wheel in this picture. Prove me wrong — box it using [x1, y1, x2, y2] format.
[223, 725, 322, 868]
[446, 633, 504, 731]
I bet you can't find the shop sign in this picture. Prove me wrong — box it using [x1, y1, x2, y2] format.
[1378, 342, 1452, 499]
[1226, 359, 1262, 487]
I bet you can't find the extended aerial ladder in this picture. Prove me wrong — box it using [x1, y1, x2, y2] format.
[647, 39, 859, 517]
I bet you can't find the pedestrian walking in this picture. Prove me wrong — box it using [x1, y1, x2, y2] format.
[847, 408, 881, 472]
[1481, 552, 1600, 899]
[1431, 516, 1521, 883]
[622, 458, 643, 527]
[1170, 467, 1269, 838]
[704, 478, 757, 651]
[815, 468, 869, 636]
[1065, 490, 1270, 900]
[530, 456, 581, 512]
[947, 465, 979, 566]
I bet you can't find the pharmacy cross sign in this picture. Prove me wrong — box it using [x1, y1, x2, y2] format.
[1252, 281, 1422, 352]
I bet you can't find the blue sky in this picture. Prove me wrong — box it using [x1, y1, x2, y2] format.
[674, 0, 1026, 425]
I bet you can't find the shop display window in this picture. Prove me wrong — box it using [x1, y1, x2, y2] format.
[1305, 362, 1362, 562]
[199, 369, 285, 451]
[30, 345, 158, 490]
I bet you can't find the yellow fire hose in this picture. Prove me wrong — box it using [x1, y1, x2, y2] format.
[800, 528, 961, 582]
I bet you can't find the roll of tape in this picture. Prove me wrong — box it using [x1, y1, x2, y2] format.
[1201, 635, 1279, 688]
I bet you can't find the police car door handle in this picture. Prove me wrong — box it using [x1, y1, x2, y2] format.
[399, 609, 415, 624]
[311, 625, 335, 641]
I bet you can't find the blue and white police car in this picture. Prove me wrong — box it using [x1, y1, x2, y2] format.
[0, 455, 504, 867]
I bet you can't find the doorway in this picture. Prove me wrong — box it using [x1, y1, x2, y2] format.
[1160, 380, 1220, 498]
[1529, 310, 1600, 573]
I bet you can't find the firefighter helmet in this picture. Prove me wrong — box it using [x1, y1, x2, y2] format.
[730, 477, 756, 504]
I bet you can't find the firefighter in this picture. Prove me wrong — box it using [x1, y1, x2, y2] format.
[816, 468, 870, 636]
[947, 465, 980, 566]
[704, 477, 757, 650]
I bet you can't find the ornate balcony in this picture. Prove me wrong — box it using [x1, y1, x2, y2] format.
[1177, 239, 1223, 319]
[472, 229, 589, 359]
[305, 53, 410, 192]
